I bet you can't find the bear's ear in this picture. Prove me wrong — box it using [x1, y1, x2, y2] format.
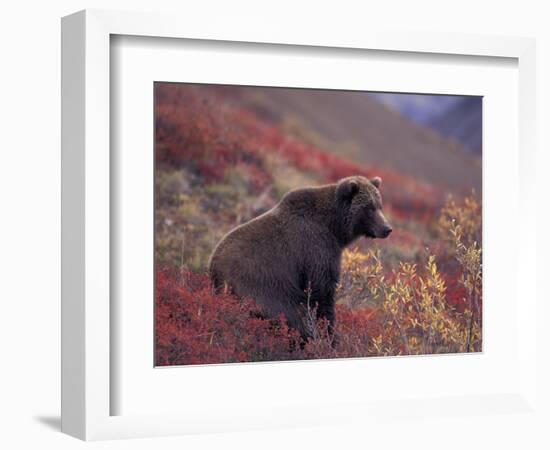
[370, 176, 382, 189]
[337, 179, 359, 202]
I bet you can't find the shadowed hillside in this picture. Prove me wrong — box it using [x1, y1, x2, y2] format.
[429, 97, 483, 154]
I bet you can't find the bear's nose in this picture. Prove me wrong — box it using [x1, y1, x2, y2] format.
[381, 225, 393, 238]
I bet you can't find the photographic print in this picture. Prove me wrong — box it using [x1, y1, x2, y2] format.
[154, 83, 482, 366]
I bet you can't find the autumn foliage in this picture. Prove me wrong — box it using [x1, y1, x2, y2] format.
[155, 269, 303, 365]
[154, 84, 482, 366]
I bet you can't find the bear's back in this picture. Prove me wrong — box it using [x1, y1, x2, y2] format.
[209, 192, 339, 295]
[208, 205, 290, 289]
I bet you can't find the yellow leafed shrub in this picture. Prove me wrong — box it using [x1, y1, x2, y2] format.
[335, 195, 482, 356]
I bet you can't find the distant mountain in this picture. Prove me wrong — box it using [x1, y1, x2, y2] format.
[428, 97, 482, 155]
[368, 93, 482, 155]
[368, 93, 459, 124]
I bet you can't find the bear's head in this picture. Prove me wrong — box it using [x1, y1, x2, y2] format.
[336, 175, 393, 243]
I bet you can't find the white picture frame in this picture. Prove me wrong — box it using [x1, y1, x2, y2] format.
[61, 9, 539, 441]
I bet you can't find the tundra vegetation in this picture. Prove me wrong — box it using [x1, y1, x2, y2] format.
[154, 84, 482, 365]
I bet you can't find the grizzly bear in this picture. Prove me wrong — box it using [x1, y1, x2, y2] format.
[208, 175, 392, 339]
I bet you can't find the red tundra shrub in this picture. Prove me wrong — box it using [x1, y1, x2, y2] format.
[156, 267, 390, 365]
[155, 268, 303, 366]
[302, 305, 383, 360]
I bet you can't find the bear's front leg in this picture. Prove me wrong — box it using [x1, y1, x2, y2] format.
[301, 262, 339, 341]
[316, 299, 336, 336]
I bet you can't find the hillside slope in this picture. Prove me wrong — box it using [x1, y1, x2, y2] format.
[216, 85, 482, 194]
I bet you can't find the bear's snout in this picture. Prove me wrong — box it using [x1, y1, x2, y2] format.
[380, 224, 393, 238]
[372, 210, 392, 239]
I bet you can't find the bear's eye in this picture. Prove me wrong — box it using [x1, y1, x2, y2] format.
[364, 204, 375, 213]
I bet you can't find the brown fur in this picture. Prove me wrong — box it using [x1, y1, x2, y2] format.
[208, 176, 392, 338]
